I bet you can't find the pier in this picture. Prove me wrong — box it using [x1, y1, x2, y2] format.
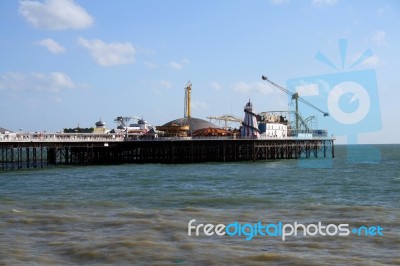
[0, 82, 337, 171]
[0, 133, 334, 171]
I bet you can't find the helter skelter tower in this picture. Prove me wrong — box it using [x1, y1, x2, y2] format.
[241, 100, 260, 138]
[184, 81, 192, 118]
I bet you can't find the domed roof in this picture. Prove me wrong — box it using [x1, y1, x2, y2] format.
[244, 100, 254, 112]
[95, 120, 106, 127]
[158, 117, 218, 133]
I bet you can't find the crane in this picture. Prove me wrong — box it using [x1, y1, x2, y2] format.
[261, 76, 329, 131]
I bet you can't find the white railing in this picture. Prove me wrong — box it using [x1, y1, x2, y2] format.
[0, 132, 335, 143]
[0, 133, 125, 142]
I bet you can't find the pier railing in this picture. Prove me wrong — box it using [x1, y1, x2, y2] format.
[0, 133, 125, 142]
[0, 132, 334, 143]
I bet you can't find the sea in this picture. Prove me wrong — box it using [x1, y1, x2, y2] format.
[0, 144, 399, 265]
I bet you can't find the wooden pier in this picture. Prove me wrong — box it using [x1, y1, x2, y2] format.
[0, 138, 334, 171]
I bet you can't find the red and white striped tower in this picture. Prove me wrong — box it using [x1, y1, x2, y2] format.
[241, 100, 260, 138]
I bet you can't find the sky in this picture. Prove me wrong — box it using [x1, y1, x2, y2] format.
[0, 0, 399, 144]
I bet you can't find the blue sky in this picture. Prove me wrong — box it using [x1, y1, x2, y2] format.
[0, 0, 399, 144]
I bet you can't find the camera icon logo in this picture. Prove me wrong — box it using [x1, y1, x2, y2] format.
[286, 39, 382, 166]
[328, 81, 370, 125]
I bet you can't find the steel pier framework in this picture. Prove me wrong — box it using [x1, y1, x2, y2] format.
[0, 139, 334, 171]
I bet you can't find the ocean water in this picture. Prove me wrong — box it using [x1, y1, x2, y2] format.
[0, 144, 399, 265]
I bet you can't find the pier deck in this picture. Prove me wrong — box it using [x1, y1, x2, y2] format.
[0, 135, 334, 170]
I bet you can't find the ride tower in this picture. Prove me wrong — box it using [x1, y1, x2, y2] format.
[241, 100, 260, 138]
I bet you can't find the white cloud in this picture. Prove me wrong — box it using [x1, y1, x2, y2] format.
[167, 58, 190, 70]
[144, 61, 159, 69]
[269, 0, 289, 5]
[351, 52, 380, 68]
[168, 61, 184, 70]
[78, 38, 136, 66]
[233, 81, 288, 110]
[295, 83, 319, 96]
[36, 38, 65, 54]
[210, 81, 222, 91]
[372, 31, 386, 46]
[233, 81, 274, 94]
[147, 80, 173, 95]
[159, 80, 172, 89]
[19, 0, 94, 30]
[136, 46, 155, 55]
[0, 72, 79, 92]
[362, 54, 380, 67]
[312, 0, 337, 6]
